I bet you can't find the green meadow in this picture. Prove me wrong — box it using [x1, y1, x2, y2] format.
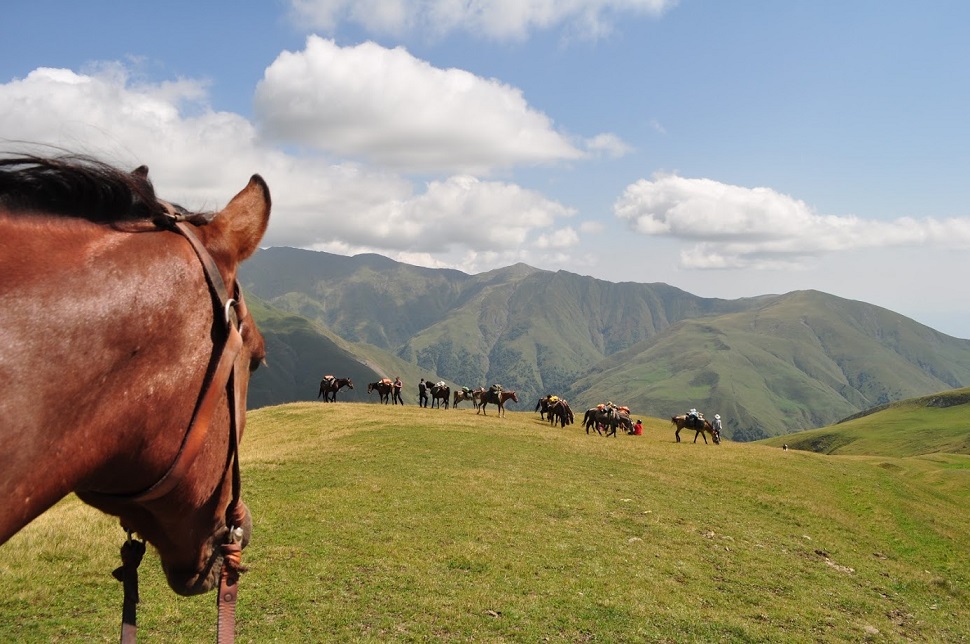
[1, 403, 967, 642]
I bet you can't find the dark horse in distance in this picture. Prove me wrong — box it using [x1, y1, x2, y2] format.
[0, 155, 270, 637]
[429, 383, 450, 409]
[671, 414, 720, 445]
[535, 395, 555, 420]
[318, 376, 354, 402]
[546, 399, 574, 428]
[368, 379, 393, 404]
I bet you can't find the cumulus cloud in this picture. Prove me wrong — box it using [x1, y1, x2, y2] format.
[0, 64, 578, 274]
[615, 174, 970, 269]
[289, 0, 677, 40]
[254, 37, 583, 174]
[536, 226, 580, 249]
[584, 133, 634, 158]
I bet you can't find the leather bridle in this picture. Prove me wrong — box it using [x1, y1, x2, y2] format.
[104, 212, 250, 644]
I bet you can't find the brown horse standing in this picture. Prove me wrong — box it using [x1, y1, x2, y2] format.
[671, 414, 721, 444]
[452, 387, 481, 408]
[368, 379, 392, 404]
[477, 388, 519, 417]
[0, 156, 269, 618]
[318, 376, 354, 402]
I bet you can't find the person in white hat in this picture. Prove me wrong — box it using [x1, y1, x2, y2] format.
[712, 413, 723, 437]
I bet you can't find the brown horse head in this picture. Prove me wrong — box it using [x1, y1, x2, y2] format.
[0, 155, 270, 596]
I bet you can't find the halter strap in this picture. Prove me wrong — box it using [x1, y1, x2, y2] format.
[103, 218, 247, 643]
[115, 221, 243, 504]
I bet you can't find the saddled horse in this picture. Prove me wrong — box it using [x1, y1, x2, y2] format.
[367, 379, 393, 404]
[452, 387, 481, 408]
[547, 399, 574, 428]
[583, 407, 633, 437]
[535, 395, 555, 420]
[672, 414, 720, 444]
[318, 376, 354, 402]
[0, 154, 270, 639]
[429, 384, 450, 409]
[477, 389, 519, 417]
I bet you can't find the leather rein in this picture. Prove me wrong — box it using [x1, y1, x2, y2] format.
[106, 211, 249, 643]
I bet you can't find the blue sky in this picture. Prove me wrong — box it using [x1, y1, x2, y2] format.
[3, 1, 969, 338]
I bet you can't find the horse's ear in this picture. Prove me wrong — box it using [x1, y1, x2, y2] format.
[132, 165, 150, 180]
[213, 174, 271, 261]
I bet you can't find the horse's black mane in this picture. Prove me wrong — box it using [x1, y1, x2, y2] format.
[0, 154, 190, 223]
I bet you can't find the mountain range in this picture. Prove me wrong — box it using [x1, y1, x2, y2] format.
[240, 246, 970, 441]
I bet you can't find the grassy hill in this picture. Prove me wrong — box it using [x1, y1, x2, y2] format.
[760, 386, 970, 457]
[1, 404, 967, 641]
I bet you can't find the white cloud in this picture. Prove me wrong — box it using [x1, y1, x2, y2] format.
[254, 37, 582, 174]
[289, 0, 677, 40]
[614, 173, 970, 269]
[536, 227, 580, 249]
[584, 133, 634, 158]
[283, 174, 576, 253]
[0, 64, 578, 274]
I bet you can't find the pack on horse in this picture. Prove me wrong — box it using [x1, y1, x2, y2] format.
[452, 387, 481, 409]
[429, 382, 450, 409]
[367, 378, 393, 404]
[0, 154, 270, 641]
[477, 386, 519, 417]
[546, 399, 574, 428]
[671, 414, 721, 445]
[317, 375, 354, 402]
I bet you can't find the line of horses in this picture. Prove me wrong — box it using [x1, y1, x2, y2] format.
[319, 381, 721, 445]
[360, 381, 519, 416]
[318, 379, 720, 445]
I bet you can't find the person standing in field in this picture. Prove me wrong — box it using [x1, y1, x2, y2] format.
[418, 378, 428, 408]
[392, 376, 404, 405]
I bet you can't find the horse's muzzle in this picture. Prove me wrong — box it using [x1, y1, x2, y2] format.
[163, 502, 252, 596]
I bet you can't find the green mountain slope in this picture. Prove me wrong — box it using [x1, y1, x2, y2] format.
[247, 295, 446, 407]
[240, 248, 970, 438]
[759, 386, 970, 457]
[567, 291, 970, 440]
